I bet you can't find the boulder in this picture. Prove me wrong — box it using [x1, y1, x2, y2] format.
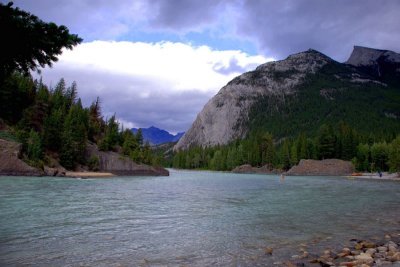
[389, 252, 400, 262]
[354, 253, 373, 265]
[43, 166, 66, 177]
[286, 159, 354, 176]
[85, 143, 169, 176]
[0, 139, 43, 176]
[232, 164, 281, 174]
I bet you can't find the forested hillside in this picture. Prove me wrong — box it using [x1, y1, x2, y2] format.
[248, 61, 400, 139]
[0, 3, 160, 171]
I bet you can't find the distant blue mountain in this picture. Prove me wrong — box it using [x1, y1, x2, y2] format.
[131, 126, 185, 145]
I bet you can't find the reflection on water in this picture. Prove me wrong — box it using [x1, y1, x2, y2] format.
[0, 170, 399, 266]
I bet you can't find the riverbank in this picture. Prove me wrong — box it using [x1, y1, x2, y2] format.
[279, 232, 400, 266]
[346, 172, 400, 181]
[65, 171, 115, 178]
[0, 138, 169, 177]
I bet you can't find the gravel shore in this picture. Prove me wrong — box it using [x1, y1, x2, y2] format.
[280, 233, 400, 266]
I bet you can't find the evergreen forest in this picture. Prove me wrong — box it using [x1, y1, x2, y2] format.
[172, 123, 400, 173]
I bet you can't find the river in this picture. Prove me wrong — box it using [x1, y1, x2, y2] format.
[1, 170, 399, 266]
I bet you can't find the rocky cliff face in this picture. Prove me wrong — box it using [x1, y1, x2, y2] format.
[346, 46, 400, 67]
[0, 139, 43, 176]
[174, 49, 333, 150]
[346, 46, 400, 78]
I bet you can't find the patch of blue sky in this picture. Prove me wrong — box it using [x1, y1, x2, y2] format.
[117, 29, 258, 56]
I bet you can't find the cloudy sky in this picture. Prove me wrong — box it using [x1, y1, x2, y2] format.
[8, 0, 400, 133]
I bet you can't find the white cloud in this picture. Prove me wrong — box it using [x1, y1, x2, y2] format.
[37, 41, 272, 132]
[52, 41, 269, 92]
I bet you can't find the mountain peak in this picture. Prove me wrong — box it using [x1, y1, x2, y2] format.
[254, 48, 333, 75]
[346, 45, 400, 66]
[175, 48, 335, 151]
[131, 126, 184, 145]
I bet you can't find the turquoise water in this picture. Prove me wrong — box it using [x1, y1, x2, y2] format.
[1, 170, 400, 266]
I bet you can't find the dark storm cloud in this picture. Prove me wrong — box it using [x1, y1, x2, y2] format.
[146, 0, 400, 61]
[148, 0, 229, 31]
[10, 0, 399, 60]
[236, 0, 400, 61]
[10, 0, 134, 40]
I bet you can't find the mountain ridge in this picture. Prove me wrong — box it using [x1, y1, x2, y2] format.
[175, 46, 400, 151]
[132, 126, 184, 145]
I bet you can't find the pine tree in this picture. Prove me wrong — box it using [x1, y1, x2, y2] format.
[317, 124, 336, 159]
[42, 108, 63, 151]
[370, 142, 389, 171]
[355, 144, 370, 171]
[26, 129, 43, 164]
[260, 132, 275, 167]
[297, 133, 308, 160]
[290, 142, 298, 166]
[0, 2, 82, 79]
[60, 101, 88, 169]
[99, 115, 119, 151]
[388, 136, 400, 172]
[142, 142, 153, 165]
[136, 129, 144, 147]
[122, 129, 138, 156]
[88, 97, 103, 142]
[280, 140, 291, 170]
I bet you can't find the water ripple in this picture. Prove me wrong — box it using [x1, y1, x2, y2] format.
[1, 172, 400, 266]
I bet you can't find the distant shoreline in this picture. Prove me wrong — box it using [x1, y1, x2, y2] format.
[64, 171, 115, 178]
[345, 172, 400, 181]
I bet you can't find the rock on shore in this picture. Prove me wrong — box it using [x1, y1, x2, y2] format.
[288, 234, 400, 267]
[0, 139, 43, 176]
[286, 159, 354, 176]
[85, 143, 169, 176]
[232, 164, 281, 174]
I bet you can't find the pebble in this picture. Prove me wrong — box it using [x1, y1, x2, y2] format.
[365, 248, 376, 255]
[316, 234, 400, 266]
[264, 247, 273, 255]
[378, 246, 388, 253]
[285, 233, 400, 267]
[389, 252, 400, 262]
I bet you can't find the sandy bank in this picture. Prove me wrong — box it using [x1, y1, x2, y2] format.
[346, 172, 400, 181]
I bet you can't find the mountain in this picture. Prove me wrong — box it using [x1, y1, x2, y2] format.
[175, 46, 400, 151]
[132, 126, 184, 145]
[346, 46, 400, 81]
